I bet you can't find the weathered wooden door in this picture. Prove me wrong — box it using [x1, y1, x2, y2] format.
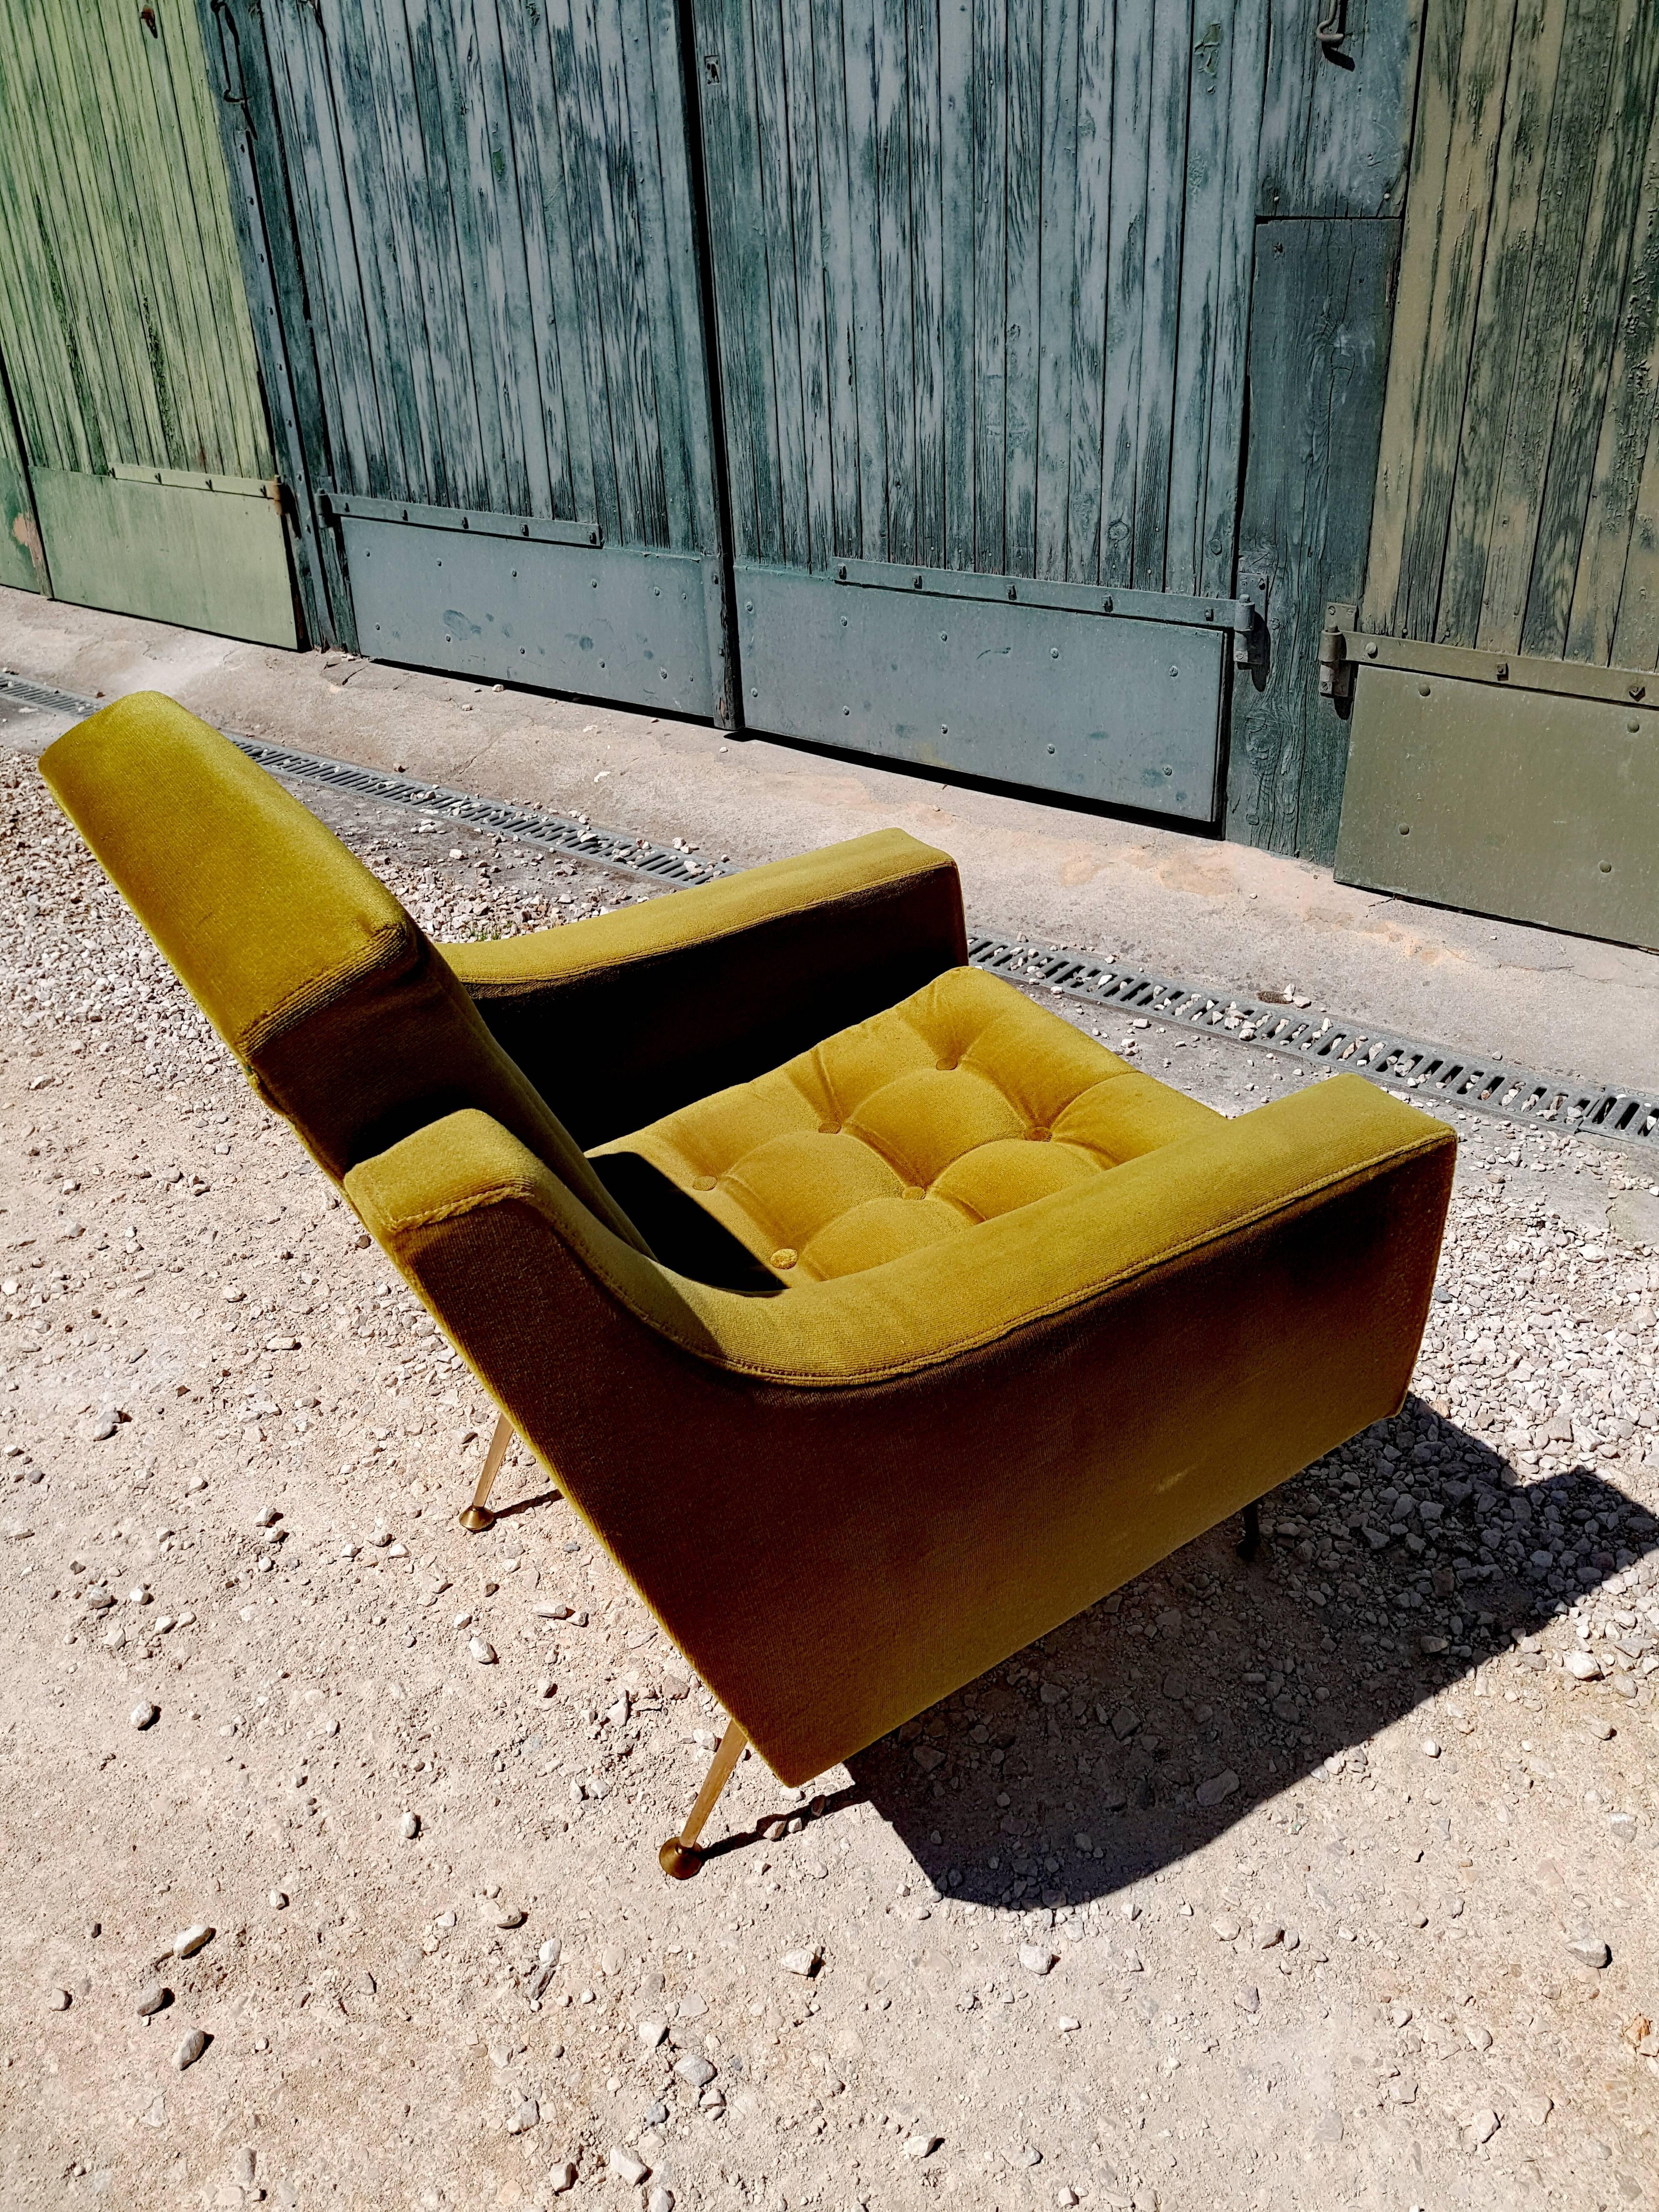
[230, 0, 727, 717]
[691, 0, 1265, 816]
[0, 0, 296, 643]
[1335, 0, 1659, 947]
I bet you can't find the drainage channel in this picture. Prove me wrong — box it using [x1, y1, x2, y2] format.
[7, 672, 1657, 1155]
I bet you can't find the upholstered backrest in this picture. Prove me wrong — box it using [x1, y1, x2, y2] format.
[39, 691, 647, 1250]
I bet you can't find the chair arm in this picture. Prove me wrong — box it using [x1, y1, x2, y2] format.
[438, 827, 966, 1146]
[345, 1077, 1453, 1784]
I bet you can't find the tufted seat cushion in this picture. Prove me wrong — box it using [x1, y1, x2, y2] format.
[592, 965, 1222, 1284]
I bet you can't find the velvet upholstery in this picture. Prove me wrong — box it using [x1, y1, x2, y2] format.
[40, 688, 1457, 1791]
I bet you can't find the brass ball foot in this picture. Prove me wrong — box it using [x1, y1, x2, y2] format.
[659, 1837, 703, 1880]
[458, 1504, 496, 1534]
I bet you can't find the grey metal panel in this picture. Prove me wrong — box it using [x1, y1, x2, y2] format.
[733, 563, 1224, 819]
[1335, 666, 1659, 949]
[344, 518, 717, 716]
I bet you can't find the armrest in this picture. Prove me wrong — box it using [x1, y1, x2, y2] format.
[346, 1077, 1452, 1785]
[438, 827, 966, 1146]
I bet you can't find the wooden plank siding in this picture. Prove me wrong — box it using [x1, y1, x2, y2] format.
[245, 0, 713, 557]
[1361, 0, 1659, 679]
[693, 0, 1268, 595]
[0, 0, 273, 485]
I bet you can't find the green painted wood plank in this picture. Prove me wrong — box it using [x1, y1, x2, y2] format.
[1522, 0, 1659, 662]
[874, 0, 918, 565]
[1166, 10, 1230, 598]
[1257, 0, 1417, 220]
[779, 0, 836, 570]
[690, 0, 761, 559]
[1608, 409, 1659, 673]
[499, 0, 596, 525]
[620, 0, 698, 548]
[149, 1, 270, 471]
[1432, 0, 1567, 648]
[1362, 0, 1508, 633]
[1001, 0, 1041, 575]
[1065, 0, 1114, 587]
[588, 0, 673, 545]
[842, 0, 891, 561]
[750, 0, 811, 569]
[548, 0, 630, 545]
[939, 0, 974, 570]
[1034, 0, 1079, 582]
[267, 12, 384, 501]
[1198, 0, 1266, 599]
[1132, 0, 1189, 590]
[1475, 0, 1620, 653]
[1572, 94, 1659, 667]
[910, 0, 946, 568]
[1228, 219, 1400, 862]
[969, 0, 1006, 574]
[810, 0, 864, 561]
[1390, 0, 1521, 640]
[322, 1, 441, 510]
[1099, 0, 1154, 590]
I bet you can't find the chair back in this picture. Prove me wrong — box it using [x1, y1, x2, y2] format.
[40, 692, 645, 1249]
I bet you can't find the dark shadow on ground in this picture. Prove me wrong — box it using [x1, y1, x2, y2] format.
[832, 1397, 1657, 1910]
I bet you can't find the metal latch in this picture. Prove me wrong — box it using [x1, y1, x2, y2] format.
[1318, 623, 1351, 701]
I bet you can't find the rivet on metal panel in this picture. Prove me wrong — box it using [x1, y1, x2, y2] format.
[1600, 862, 1614, 873]
[1103, 595, 1114, 613]
[1418, 683, 1430, 697]
[1495, 661, 1509, 680]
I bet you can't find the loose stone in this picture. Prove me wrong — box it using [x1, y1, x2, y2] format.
[1019, 1945, 1059, 1976]
[675, 2055, 716, 2087]
[638, 2018, 668, 2048]
[46, 1988, 70, 2011]
[647, 2190, 675, 2212]
[506, 2097, 539, 2135]
[608, 2147, 650, 2185]
[399, 1811, 421, 1839]
[1567, 1937, 1611, 1968]
[173, 1925, 213, 1959]
[469, 1636, 498, 1665]
[131, 1701, 159, 1730]
[780, 1946, 821, 1977]
[136, 1983, 169, 2016]
[550, 2165, 578, 2195]
[173, 2027, 208, 2070]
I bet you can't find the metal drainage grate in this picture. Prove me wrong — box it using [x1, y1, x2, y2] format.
[969, 935, 1659, 1153]
[8, 673, 1654, 1153]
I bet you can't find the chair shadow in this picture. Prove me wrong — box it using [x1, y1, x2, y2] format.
[807, 1399, 1658, 1911]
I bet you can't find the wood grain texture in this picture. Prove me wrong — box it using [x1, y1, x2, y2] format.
[241, 0, 713, 555]
[1257, 0, 1418, 220]
[1228, 219, 1400, 862]
[697, 0, 1260, 599]
[1364, 0, 1659, 675]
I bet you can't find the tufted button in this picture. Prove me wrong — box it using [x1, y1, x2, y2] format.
[770, 1247, 798, 1270]
[692, 1174, 718, 1191]
[1024, 1126, 1051, 1142]
[902, 1185, 927, 1201]
[817, 1121, 842, 1136]
[934, 1058, 959, 1072]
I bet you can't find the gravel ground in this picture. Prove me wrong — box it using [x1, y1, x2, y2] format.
[2, 735, 1659, 2212]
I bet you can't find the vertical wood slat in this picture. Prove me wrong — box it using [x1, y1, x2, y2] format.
[1475, 0, 1621, 653]
[501, 0, 596, 526]
[779, 0, 834, 571]
[1131, 0, 1188, 590]
[625, 0, 698, 549]
[1066, 0, 1114, 588]
[1196, 0, 1266, 600]
[874, 0, 917, 565]
[691, 0, 761, 558]
[1099, 0, 1153, 590]
[547, 0, 629, 544]
[1572, 95, 1659, 667]
[939, 0, 974, 571]
[1520, 0, 1659, 660]
[1165, 5, 1228, 598]
[751, 0, 811, 568]
[812, 0, 864, 561]
[969, 0, 1006, 576]
[1033, 0, 1078, 581]
[1000, 0, 1040, 575]
[1431, 0, 1567, 648]
[910, 0, 946, 568]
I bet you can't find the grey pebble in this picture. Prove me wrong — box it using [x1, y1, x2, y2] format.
[46, 1988, 70, 2011]
[399, 1811, 421, 1840]
[173, 2027, 208, 2070]
[1566, 1937, 1611, 1968]
[136, 1982, 170, 2017]
[130, 1701, 159, 1730]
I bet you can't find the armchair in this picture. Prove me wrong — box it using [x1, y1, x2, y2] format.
[42, 694, 1455, 1874]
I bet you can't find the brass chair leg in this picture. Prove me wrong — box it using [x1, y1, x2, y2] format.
[659, 1718, 749, 1880]
[458, 1412, 514, 1533]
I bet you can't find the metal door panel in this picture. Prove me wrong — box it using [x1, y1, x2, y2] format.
[735, 564, 1224, 817]
[1335, 666, 1658, 947]
[344, 521, 718, 715]
[30, 468, 296, 647]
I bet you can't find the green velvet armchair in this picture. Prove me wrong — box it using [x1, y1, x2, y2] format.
[42, 693, 1455, 1873]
